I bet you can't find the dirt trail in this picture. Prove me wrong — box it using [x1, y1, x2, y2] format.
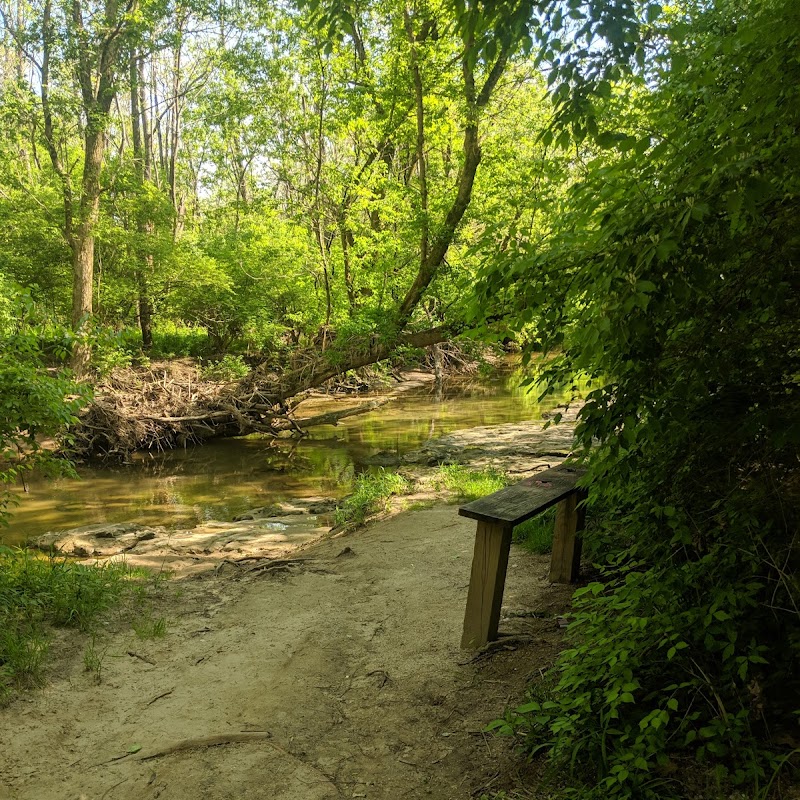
[0, 506, 573, 800]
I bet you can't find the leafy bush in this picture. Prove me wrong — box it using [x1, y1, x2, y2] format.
[151, 322, 211, 358]
[0, 284, 89, 521]
[333, 469, 411, 527]
[0, 547, 135, 694]
[478, 0, 800, 795]
[89, 327, 139, 375]
[435, 464, 509, 501]
[200, 354, 250, 382]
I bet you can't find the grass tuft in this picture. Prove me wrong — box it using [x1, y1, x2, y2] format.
[435, 464, 510, 501]
[132, 613, 168, 640]
[0, 546, 158, 697]
[334, 469, 411, 527]
[512, 508, 556, 554]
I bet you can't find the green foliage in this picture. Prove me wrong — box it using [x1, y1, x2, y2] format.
[478, 0, 800, 795]
[89, 326, 143, 375]
[82, 634, 106, 683]
[150, 323, 211, 358]
[180, 211, 318, 354]
[512, 508, 555, 555]
[0, 283, 89, 522]
[131, 612, 167, 640]
[200, 354, 250, 382]
[435, 464, 510, 501]
[0, 547, 134, 694]
[0, 0, 555, 363]
[333, 469, 411, 527]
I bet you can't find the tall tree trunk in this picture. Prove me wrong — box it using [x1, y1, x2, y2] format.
[394, 26, 510, 328]
[131, 50, 154, 351]
[38, 0, 126, 374]
[340, 222, 357, 314]
[69, 123, 105, 373]
[168, 18, 185, 239]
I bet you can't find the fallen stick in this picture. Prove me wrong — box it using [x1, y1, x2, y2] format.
[101, 777, 129, 799]
[288, 397, 391, 429]
[245, 558, 305, 575]
[126, 650, 155, 665]
[146, 688, 174, 706]
[136, 732, 274, 761]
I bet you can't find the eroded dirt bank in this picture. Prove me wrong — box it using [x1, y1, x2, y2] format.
[1, 506, 573, 800]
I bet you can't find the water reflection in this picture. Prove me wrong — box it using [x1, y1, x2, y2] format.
[1, 364, 581, 544]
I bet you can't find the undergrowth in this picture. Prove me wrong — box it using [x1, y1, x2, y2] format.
[435, 464, 509, 501]
[512, 508, 556, 554]
[333, 469, 411, 527]
[150, 322, 211, 358]
[0, 546, 159, 698]
[200, 354, 250, 382]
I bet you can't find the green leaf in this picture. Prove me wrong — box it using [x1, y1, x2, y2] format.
[645, 4, 662, 23]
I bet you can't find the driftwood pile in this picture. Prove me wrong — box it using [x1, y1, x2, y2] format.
[69, 360, 388, 459]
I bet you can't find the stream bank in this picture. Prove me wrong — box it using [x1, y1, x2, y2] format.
[3, 362, 580, 548]
[1, 368, 583, 799]
[30, 410, 579, 576]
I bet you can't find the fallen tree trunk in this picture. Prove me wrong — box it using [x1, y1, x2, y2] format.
[67, 328, 451, 459]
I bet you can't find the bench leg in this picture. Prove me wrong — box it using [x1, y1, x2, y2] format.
[549, 490, 587, 583]
[461, 521, 513, 649]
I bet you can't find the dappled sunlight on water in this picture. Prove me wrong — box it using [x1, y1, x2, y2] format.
[1, 362, 583, 545]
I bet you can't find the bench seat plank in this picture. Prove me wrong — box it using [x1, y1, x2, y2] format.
[458, 464, 585, 527]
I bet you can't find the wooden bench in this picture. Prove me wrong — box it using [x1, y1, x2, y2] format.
[458, 464, 587, 649]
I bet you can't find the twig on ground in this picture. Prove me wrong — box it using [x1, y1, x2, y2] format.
[146, 688, 174, 706]
[101, 777, 129, 798]
[136, 732, 273, 761]
[126, 650, 155, 665]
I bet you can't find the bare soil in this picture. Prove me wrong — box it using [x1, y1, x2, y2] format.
[0, 505, 573, 800]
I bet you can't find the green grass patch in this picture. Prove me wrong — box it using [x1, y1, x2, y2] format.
[334, 469, 411, 527]
[435, 464, 510, 501]
[200, 354, 250, 381]
[151, 322, 210, 358]
[0, 546, 157, 697]
[512, 507, 556, 554]
[132, 612, 168, 640]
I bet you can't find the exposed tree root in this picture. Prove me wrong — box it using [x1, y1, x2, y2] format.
[129, 732, 344, 794]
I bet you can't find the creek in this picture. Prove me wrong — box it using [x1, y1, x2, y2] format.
[1, 364, 576, 546]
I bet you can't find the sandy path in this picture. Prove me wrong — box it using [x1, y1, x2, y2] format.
[0, 506, 572, 800]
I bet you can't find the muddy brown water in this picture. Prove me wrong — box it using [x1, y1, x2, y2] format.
[1, 366, 577, 546]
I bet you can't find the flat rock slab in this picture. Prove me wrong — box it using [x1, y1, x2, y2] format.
[402, 409, 579, 473]
[33, 516, 330, 575]
[233, 497, 337, 520]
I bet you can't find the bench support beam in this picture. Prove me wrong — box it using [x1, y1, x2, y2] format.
[548, 490, 586, 584]
[461, 521, 513, 649]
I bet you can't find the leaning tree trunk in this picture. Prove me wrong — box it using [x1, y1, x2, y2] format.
[69, 326, 454, 458]
[131, 50, 155, 351]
